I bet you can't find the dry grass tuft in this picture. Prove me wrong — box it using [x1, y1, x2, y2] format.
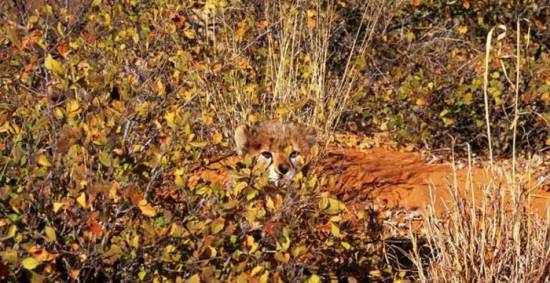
[410, 148, 550, 282]
[207, 0, 390, 139]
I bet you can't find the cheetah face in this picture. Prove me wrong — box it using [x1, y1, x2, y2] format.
[234, 121, 317, 183]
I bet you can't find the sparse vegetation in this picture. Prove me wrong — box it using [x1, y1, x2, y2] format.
[0, 0, 548, 282]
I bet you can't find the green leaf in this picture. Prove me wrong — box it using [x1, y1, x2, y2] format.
[98, 151, 112, 167]
[138, 269, 146, 281]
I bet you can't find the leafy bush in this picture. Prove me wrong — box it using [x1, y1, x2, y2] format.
[346, 0, 549, 154]
[0, 0, 548, 281]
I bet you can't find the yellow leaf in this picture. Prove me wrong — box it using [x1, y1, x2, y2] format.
[165, 111, 177, 128]
[233, 181, 248, 195]
[129, 234, 140, 248]
[406, 31, 415, 42]
[0, 250, 18, 264]
[186, 274, 201, 283]
[305, 275, 321, 283]
[184, 29, 197, 39]
[5, 27, 20, 48]
[212, 131, 223, 145]
[319, 197, 329, 210]
[247, 114, 258, 123]
[175, 174, 185, 187]
[415, 98, 428, 106]
[46, 4, 53, 15]
[109, 183, 120, 202]
[169, 223, 186, 238]
[330, 222, 341, 237]
[44, 226, 56, 241]
[266, 196, 275, 210]
[458, 25, 468, 34]
[53, 202, 63, 213]
[98, 151, 111, 167]
[54, 107, 64, 119]
[259, 271, 269, 283]
[37, 154, 51, 167]
[138, 200, 157, 217]
[207, 246, 217, 258]
[326, 198, 345, 214]
[369, 269, 382, 277]
[66, 99, 80, 118]
[7, 225, 17, 239]
[0, 121, 11, 133]
[155, 80, 165, 95]
[77, 192, 88, 209]
[251, 265, 264, 276]
[246, 235, 259, 253]
[210, 218, 225, 234]
[44, 54, 64, 74]
[308, 176, 318, 188]
[21, 257, 40, 270]
[341, 241, 351, 250]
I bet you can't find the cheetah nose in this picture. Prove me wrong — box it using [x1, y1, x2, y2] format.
[278, 164, 289, 174]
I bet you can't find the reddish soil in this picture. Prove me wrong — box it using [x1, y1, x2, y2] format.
[192, 144, 550, 218]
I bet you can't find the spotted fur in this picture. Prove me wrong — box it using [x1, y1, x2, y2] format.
[234, 121, 317, 183]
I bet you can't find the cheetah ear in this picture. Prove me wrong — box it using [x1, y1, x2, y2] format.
[304, 127, 317, 148]
[234, 124, 250, 155]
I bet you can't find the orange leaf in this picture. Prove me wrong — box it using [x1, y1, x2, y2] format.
[307, 10, 316, 29]
[80, 31, 96, 43]
[56, 40, 70, 57]
[257, 20, 269, 29]
[172, 15, 186, 28]
[235, 20, 247, 40]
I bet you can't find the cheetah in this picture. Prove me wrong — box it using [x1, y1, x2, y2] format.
[234, 121, 317, 184]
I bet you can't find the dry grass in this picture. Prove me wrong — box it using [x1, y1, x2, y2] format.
[206, 0, 389, 139]
[410, 21, 550, 282]
[410, 150, 550, 282]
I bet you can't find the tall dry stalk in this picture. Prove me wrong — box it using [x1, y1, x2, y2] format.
[410, 150, 550, 282]
[205, 0, 390, 139]
[411, 22, 550, 282]
[482, 24, 507, 169]
[264, 0, 385, 136]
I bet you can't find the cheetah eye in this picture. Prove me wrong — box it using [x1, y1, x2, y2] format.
[261, 151, 272, 159]
[289, 150, 300, 159]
